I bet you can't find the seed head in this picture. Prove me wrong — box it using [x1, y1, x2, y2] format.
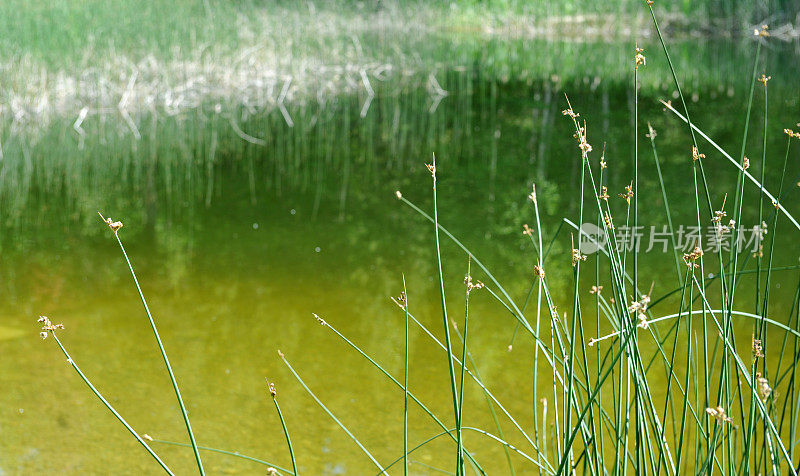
[604, 213, 614, 230]
[646, 123, 657, 139]
[561, 107, 579, 119]
[756, 373, 772, 401]
[528, 184, 537, 203]
[618, 182, 634, 204]
[628, 294, 651, 328]
[98, 212, 123, 233]
[692, 146, 706, 162]
[752, 335, 764, 359]
[706, 406, 733, 424]
[572, 248, 587, 266]
[577, 124, 593, 158]
[683, 246, 703, 268]
[37, 315, 64, 338]
[464, 274, 484, 293]
[425, 163, 436, 178]
[313, 313, 327, 326]
[266, 378, 277, 398]
[634, 45, 646, 69]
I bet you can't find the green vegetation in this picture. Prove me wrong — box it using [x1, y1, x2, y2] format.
[10, 0, 800, 474]
[1, 0, 796, 66]
[30, 3, 800, 474]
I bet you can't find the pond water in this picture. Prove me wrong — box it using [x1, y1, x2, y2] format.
[2, 36, 800, 474]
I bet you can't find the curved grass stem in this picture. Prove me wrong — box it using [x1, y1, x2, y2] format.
[101, 215, 205, 475]
[47, 331, 174, 475]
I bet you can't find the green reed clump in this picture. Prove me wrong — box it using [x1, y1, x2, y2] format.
[34, 3, 800, 475]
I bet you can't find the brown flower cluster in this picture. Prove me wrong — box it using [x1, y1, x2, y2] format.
[572, 248, 587, 267]
[752, 335, 764, 359]
[464, 274, 485, 294]
[683, 246, 704, 268]
[634, 46, 646, 69]
[692, 146, 706, 162]
[265, 378, 277, 397]
[754, 25, 770, 37]
[706, 406, 733, 424]
[98, 212, 123, 233]
[37, 315, 64, 339]
[618, 183, 633, 205]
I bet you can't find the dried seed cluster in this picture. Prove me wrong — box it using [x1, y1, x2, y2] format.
[628, 295, 651, 329]
[634, 46, 646, 69]
[683, 246, 704, 268]
[618, 183, 633, 205]
[706, 406, 733, 424]
[464, 275, 484, 293]
[98, 212, 123, 233]
[692, 146, 706, 162]
[752, 335, 764, 359]
[37, 315, 64, 339]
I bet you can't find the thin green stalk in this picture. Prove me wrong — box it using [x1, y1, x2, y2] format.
[457, 259, 472, 476]
[450, 314, 516, 476]
[313, 314, 490, 474]
[402, 274, 410, 476]
[634, 50, 643, 472]
[100, 215, 204, 475]
[646, 123, 682, 283]
[44, 329, 174, 475]
[382, 425, 542, 475]
[427, 155, 463, 475]
[744, 70, 772, 469]
[266, 379, 297, 476]
[659, 101, 800, 232]
[690, 276, 797, 473]
[279, 351, 387, 474]
[149, 438, 292, 474]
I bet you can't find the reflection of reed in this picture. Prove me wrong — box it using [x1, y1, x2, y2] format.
[2, 59, 796, 246]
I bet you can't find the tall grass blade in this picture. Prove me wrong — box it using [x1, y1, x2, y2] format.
[99, 213, 205, 475]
